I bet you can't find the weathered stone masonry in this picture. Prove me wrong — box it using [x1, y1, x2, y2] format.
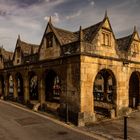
[0, 13, 140, 126]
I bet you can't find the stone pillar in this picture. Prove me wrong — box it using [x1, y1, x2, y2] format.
[5, 78, 9, 97]
[0, 81, 3, 96]
[13, 77, 18, 99]
[39, 78, 45, 105]
[23, 76, 29, 103]
[79, 56, 97, 126]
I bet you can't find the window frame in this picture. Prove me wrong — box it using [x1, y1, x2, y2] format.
[101, 31, 111, 46]
[46, 32, 53, 48]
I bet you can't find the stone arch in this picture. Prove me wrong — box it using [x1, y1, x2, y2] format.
[9, 74, 14, 98]
[15, 72, 24, 102]
[93, 69, 116, 117]
[129, 71, 140, 108]
[28, 71, 38, 100]
[5, 73, 14, 99]
[44, 69, 61, 103]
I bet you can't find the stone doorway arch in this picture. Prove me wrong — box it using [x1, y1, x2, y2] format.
[129, 71, 140, 108]
[29, 72, 38, 101]
[93, 69, 116, 118]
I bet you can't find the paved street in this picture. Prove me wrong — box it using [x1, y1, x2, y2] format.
[0, 101, 98, 140]
[83, 111, 140, 140]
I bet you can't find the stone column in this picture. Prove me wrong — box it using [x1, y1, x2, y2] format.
[5, 78, 9, 98]
[13, 76, 18, 99]
[0, 81, 3, 96]
[23, 76, 29, 103]
[39, 78, 45, 105]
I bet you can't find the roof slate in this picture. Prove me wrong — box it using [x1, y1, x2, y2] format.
[18, 40, 39, 56]
[0, 47, 13, 61]
[117, 34, 133, 51]
[53, 21, 102, 45]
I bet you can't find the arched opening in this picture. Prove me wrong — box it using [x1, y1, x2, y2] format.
[44, 70, 61, 114]
[9, 75, 14, 99]
[93, 69, 116, 118]
[45, 70, 61, 102]
[129, 72, 140, 108]
[0, 75, 4, 97]
[15, 73, 24, 102]
[29, 72, 38, 101]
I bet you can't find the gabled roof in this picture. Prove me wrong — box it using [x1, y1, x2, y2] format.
[79, 21, 102, 42]
[54, 27, 79, 45]
[0, 47, 13, 61]
[39, 13, 115, 49]
[117, 34, 133, 51]
[52, 21, 102, 45]
[52, 14, 113, 44]
[117, 27, 140, 51]
[12, 36, 39, 61]
[18, 40, 39, 56]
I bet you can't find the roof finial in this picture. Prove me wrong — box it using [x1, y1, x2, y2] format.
[79, 26, 83, 41]
[104, 10, 108, 19]
[49, 16, 52, 23]
[134, 25, 137, 33]
[18, 34, 20, 40]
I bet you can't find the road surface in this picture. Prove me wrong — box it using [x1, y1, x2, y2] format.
[0, 101, 98, 140]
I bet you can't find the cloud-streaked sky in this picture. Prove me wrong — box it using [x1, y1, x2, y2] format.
[0, 0, 140, 51]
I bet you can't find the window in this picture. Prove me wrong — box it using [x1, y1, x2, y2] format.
[106, 34, 110, 46]
[102, 32, 110, 46]
[134, 43, 138, 52]
[17, 48, 20, 58]
[46, 33, 53, 48]
[53, 76, 61, 97]
[102, 33, 105, 45]
[131, 43, 139, 57]
[17, 59, 20, 63]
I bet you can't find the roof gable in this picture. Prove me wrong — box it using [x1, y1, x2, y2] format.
[133, 31, 140, 41]
[102, 18, 111, 30]
[12, 36, 39, 61]
[81, 21, 102, 42]
[117, 35, 132, 51]
[117, 27, 140, 51]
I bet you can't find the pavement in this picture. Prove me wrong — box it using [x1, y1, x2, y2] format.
[0, 100, 106, 140]
[81, 111, 140, 140]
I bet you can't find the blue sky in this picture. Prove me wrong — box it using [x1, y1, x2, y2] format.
[0, 0, 140, 51]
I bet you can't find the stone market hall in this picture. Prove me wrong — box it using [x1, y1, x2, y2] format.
[0, 12, 139, 126]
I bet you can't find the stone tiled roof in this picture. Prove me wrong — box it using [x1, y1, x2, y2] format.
[117, 34, 133, 51]
[18, 40, 39, 56]
[0, 47, 13, 61]
[81, 22, 102, 42]
[54, 27, 79, 45]
[53, 21, 102, 45]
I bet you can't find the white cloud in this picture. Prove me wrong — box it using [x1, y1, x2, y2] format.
[44, 12, 60, 23]
[66, 10, 82, 20]
[0, 0, 140, 51]
[90, 1, 95, 6]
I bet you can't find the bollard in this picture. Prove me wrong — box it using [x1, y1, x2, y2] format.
[124, 116, 128, 140]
